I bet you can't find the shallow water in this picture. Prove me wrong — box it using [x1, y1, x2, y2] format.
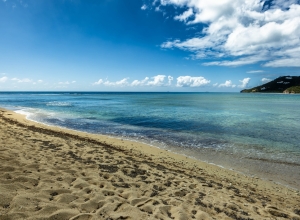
[1, 92, 299, 189]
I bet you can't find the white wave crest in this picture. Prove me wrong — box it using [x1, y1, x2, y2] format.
[15, 109, 33, 118]
[46, 101, 73, 107]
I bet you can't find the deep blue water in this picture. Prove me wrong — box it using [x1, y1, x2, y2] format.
[1, 92, 300, 173]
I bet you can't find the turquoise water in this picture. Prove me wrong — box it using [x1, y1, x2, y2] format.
[1, 92, 299, 188]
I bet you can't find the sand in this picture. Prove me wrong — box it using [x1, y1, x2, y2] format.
[0, 108, 299, 220]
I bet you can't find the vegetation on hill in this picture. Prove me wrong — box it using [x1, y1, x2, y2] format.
[283, 86, 300, 94]
[241, 76, 300, 93]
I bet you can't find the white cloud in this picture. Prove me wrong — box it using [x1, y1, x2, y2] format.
[176, 76, 210, 87]
[115, 78, 129, 86]
[0, 76, 8, 83]
[261, 78, 272, 83]
[132, 75, 172, 87]
[264, 58, 300, 67]
[238, 78, 251, 88]
[156, 0, 300, 67]
[174, 8, 193, 22]
[103, 78, 128, 86]
[218, 80, 236, 88]
[12, 78, 32, 83]
[93, 76, 172, 87]
[264, 46, 300, 67]
[141, 4, 147, 10]
[247, 70, 265, 73]
[213, 83, 218, 87]
[93, 79, 103, 85]
[94, 78, 129, 86]
[147, 75, 167, 86]
[131, 77, 149, 86]
[155, 6, 161, 12]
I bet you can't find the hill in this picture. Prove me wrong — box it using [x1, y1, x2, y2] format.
[241, 76, 300, 93]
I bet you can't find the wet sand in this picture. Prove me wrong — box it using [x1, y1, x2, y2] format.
[166, 144, 300, 191]
[0, 108, 299, 220]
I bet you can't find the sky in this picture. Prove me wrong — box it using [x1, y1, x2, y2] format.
[0, 0, 300, 91]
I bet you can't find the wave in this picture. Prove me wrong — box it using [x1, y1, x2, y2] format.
[46, 101, 73, 107]
[15, 109, 33, 118]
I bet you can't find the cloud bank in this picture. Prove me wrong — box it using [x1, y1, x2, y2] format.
[93, 75, 175, 87]
[157, 0, 300, 67]
[93, 75, 211, 88]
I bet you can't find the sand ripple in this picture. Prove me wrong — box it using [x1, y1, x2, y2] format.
[0, 109, 299, 220]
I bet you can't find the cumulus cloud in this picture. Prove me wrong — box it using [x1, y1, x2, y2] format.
[0, 76, 8, 83]
[218, 80, 236, 88]
[147, 75, 168, 86]
[131, 75, 173, 86]
[261, 77, 272, 83]
[131, 77, 149, 86]
[238, 78, 251, 88]
[115, 78, 129, 86]
[176, 76, 210, 87]
[93, 79, 103, 85]
[93, 78, 129, 86]
[156, 0, 300, 67]
[93, 75, 173, 87]
[104, 78, 129, 86]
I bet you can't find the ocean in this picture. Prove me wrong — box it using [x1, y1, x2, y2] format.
[0, 92, 299, 189]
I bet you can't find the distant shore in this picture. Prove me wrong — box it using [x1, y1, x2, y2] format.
[0, 108, 299, 219]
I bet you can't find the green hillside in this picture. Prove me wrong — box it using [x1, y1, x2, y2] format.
[241, 76, 300, 93]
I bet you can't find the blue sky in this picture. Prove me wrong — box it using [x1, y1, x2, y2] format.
[1, 0, 300, 91]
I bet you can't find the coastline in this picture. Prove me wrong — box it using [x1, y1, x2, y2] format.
[12, 105, 300, 191]
[0, 108, 299, 219]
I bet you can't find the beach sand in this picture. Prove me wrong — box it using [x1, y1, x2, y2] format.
[0, 108, 299, 220]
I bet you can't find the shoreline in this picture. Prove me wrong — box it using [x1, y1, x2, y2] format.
[0, 108, 300, 219]
[12, 107, 300, 191]
[13, 107, 300, 190]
